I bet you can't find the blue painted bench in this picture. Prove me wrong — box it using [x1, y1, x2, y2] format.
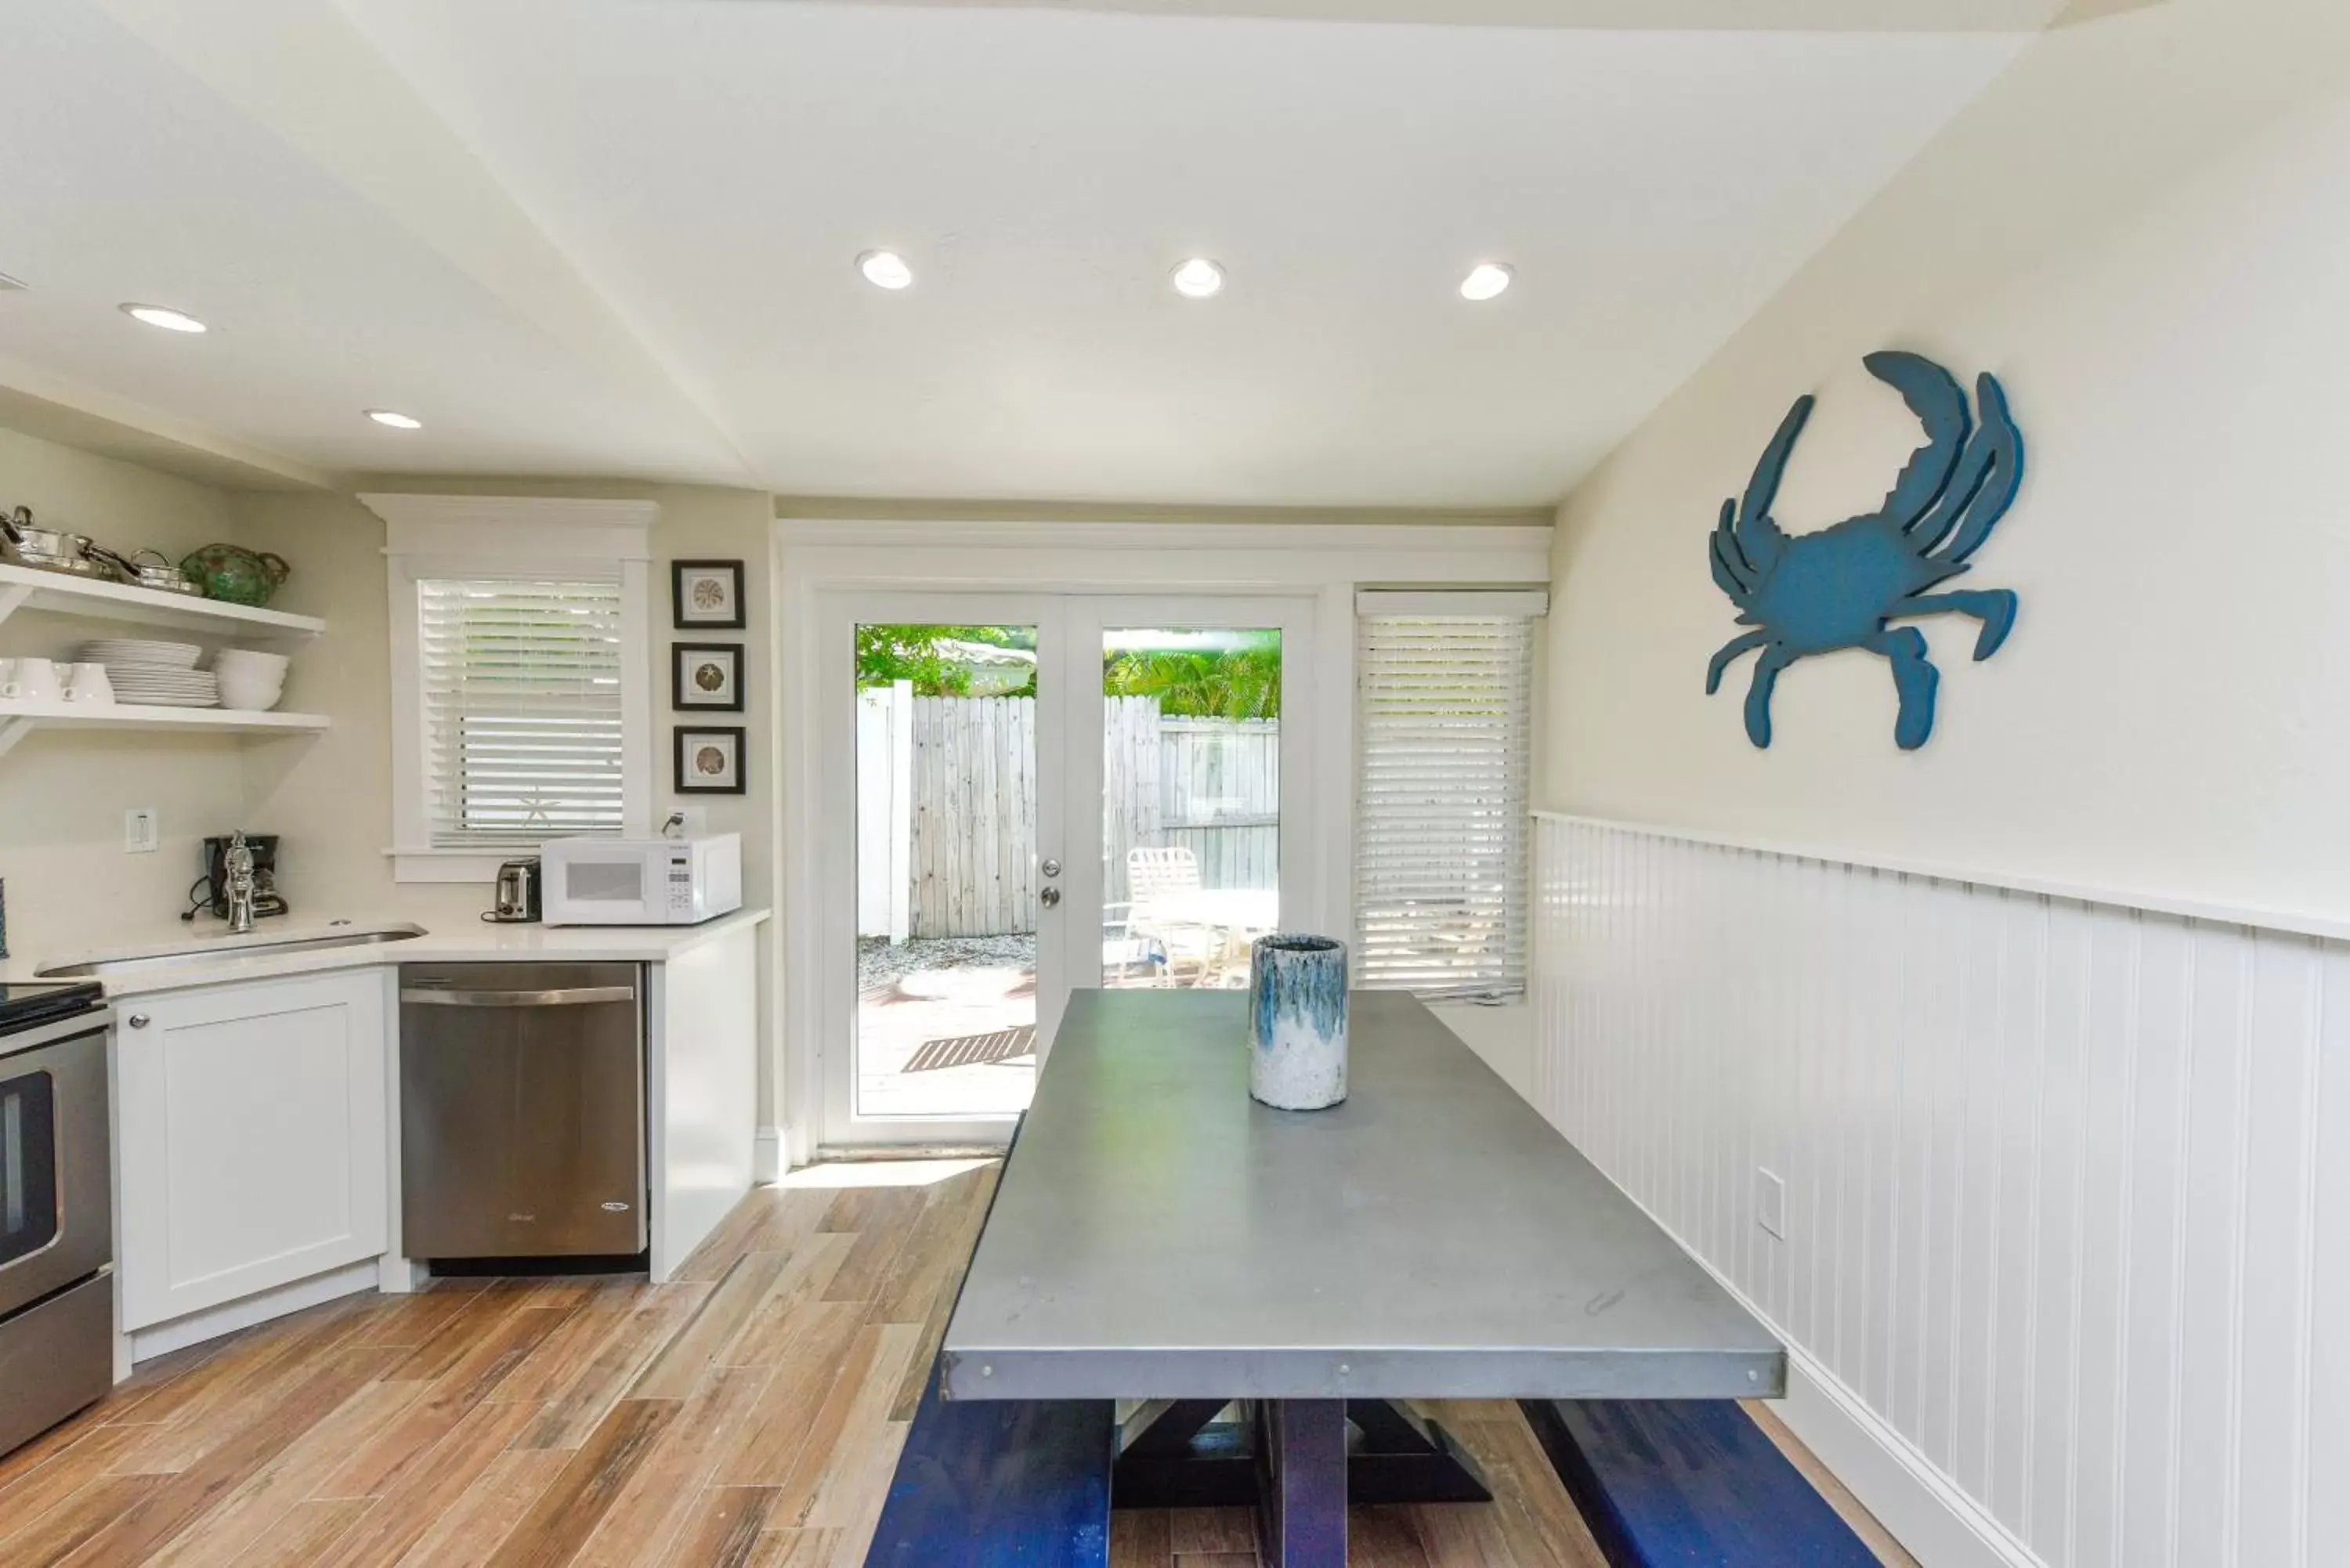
[1519, 1400, 1882, 1567]
[863, 1369, 1115, 1567]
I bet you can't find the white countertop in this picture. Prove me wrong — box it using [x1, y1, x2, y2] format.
[5, 907, 772, 997]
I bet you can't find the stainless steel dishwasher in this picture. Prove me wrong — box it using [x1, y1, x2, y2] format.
[399, 963, 647, 1261]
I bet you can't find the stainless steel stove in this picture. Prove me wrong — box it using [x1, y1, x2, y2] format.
[0, 980, 112, 1457]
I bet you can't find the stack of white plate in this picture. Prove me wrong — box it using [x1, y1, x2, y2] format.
[81, 641, 218, 706]
[81, 638, 201, 669]
[103, 669, 219, 706]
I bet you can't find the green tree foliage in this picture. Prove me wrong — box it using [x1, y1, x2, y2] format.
[855, 624, 1036, 696]
[858, 625, 1277, 717]
[1104, 634, 1281, 719]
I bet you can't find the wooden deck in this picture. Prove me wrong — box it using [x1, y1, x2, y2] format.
[0, 1161, 1914, 1566]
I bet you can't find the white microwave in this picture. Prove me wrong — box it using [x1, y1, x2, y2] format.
[540, 833, 743, 927]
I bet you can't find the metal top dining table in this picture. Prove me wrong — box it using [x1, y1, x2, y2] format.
[938, 987, 1784, 1565]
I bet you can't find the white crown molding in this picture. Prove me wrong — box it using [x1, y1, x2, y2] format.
[777, 515, 1552, 556]
[362, 493, 658, 561]
[776, 516, 1553, 594]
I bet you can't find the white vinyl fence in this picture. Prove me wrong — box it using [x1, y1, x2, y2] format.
[858, 688, 1277, 939]
[855, 681, 915, 941]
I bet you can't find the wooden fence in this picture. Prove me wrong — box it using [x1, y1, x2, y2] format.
[915, 693, 1039, 938]
[859, 688, 1278, 939]
[1103, 699, 1278, 906]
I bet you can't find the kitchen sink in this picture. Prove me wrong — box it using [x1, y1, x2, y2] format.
[34, 923, 429, 978]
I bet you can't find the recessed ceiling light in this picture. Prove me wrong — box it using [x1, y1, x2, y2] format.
[121, 302, 207, 334]
[858, 250, 914, 291]
[1170, 258, 1225, 300]
[1459, 263, 1514, 302]
[365, 409, 423, 430]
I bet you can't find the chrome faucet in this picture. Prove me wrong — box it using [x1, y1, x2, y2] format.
[225, 831, 258, 934]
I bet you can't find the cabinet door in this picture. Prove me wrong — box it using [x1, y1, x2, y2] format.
[118, 970, 388, 1331]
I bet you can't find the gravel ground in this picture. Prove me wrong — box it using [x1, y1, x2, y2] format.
[858, 933, 1036, 992]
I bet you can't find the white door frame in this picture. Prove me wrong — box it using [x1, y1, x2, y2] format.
[774, 518, 1554, 1164]
[814, 590, 1069, 1151]
[1058, 594, 1321, 993]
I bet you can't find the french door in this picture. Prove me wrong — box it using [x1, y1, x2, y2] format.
[815, 591, 1318, 1150]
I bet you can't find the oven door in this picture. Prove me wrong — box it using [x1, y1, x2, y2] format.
[545, 847, 658, 926]
[0, 1017, 110, 1321]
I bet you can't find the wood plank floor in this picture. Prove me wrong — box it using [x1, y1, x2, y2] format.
[0, 1160, 1914, 1566]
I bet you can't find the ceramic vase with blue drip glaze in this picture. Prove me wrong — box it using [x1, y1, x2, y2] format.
[1248, 934, 1349, 1111]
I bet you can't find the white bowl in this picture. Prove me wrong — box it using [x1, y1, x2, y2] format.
[218, 679, 285, 712]
[213, 649, 291, 677]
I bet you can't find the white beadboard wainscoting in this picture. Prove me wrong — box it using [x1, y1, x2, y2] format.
[1531, 814, 2345, 1568]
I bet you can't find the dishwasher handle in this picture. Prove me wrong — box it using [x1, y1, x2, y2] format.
[400, 985, 637, 1008]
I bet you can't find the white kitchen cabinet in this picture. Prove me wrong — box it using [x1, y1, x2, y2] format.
[116, 969, 389, 1333]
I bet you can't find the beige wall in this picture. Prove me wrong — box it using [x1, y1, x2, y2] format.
[0, 425, 831, 1136]
[233, 492, 418, 918]
[1544, 0, 2350, 925]
[235, 479, 786, 1124]
[0, 425, 255, 951]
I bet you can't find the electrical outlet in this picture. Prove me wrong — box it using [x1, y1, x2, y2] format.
[1755, 1168, 1787, 1241]
[125, 807, 159, 854]
[667, 805, 710, 837]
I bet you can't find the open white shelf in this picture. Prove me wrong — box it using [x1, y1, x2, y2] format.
[0, 562, 324, 640]
[0, 699, 330, 759]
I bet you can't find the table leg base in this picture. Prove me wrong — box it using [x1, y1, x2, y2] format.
[1257, 1400, 1347, 1568]
[1110, 1398, 1495, 1516]
[1343, 1397, 1495, 1505]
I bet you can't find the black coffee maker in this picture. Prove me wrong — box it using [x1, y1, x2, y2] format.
[185, 833, 289, 923]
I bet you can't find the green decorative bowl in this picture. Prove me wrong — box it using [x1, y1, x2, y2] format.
[180, 544, 291, 607]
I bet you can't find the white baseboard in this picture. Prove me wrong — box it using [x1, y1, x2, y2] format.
[130, 1259, 381, 1364]
[1773, 1344, 2042, 1568]
[754, 1125, 784, 1184]
[1532, 1060, 2046, 1568]
[378, 1254, 429, 1295]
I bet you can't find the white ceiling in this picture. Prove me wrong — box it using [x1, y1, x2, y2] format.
[0, 0, 2041, 504]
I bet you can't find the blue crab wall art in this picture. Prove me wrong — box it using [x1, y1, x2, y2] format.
[1706, 351, 2026, 750]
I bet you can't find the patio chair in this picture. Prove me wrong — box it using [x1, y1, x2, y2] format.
[1126, 845, 1202, 901]
[1125, 847, 1220, 987]
[1102, 902, 1168, 987]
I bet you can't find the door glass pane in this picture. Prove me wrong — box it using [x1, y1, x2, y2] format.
[855, 624, 1040, 1118]
[0, 1070, 60, 1266]
[1101, 628, 1281, 988]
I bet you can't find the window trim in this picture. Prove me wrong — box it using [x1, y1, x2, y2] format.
[366, 496, 657, 884]
[1352, 588, 1547, 1003]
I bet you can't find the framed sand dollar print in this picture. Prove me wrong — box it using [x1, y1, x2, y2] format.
[673, 642, 743, 711]
[671, 558, 746, 629]
[674, 725, 747, 794]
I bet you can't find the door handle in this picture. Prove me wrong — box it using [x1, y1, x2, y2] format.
[126, 1014, 150, 1029]
[399, 986, 637, 1008]
[1039, 887, 1062, 909]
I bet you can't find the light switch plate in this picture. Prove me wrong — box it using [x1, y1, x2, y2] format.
[1756, 1167, 1787, 1240]
[125, 807, 159, 854]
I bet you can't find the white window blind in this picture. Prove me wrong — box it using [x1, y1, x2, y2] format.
[1354, 609, 1536, 1001]
[418, 577, 627, 847]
